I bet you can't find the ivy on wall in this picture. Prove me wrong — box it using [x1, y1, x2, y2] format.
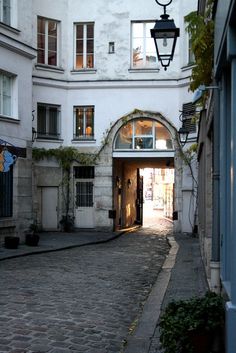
[185, 0, 214, 92]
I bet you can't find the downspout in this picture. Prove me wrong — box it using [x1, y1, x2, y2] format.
[210, 86, 221, 293]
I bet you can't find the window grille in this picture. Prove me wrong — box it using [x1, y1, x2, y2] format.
[76, 181, 93, 207]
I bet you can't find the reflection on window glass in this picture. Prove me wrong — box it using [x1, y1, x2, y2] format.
[115, 122, 132, 149]
[135, 120, 152, 135]
[132, 22, 157, 68]
[115, 119, 173, 151]
[155, 122, 173, 149]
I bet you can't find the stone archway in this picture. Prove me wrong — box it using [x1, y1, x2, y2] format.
[94, 109, 183, 232]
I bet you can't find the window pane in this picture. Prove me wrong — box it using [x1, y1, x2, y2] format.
[38, 18, 45, 34]
[76, 39, 83, 54]
[37, 49, 45, 64]
[76, 24, 83, 38]
[133, 23, 143, 38]
[49, 107, 58, 135]
[3, 0, 11, 26]
[75, 108, 84, 137]
[115, 122, 133, 149]
[135, 137, 153, 149]
[37, 106, 46, 134]
[48, 21, 57, 36]
[135, 120, 152, 135]
[76, 55, 83, 69]
[87, 24, 94, 38]
[37, 34, 45, 49]
[2, 75, 11, 116]
[86, 54, 94, 68]
[155, 122, 173, 149]
[48, 36, 57, 51]
[48, 51, 57, 66]
[85, 108, 94, 137]
[87, 39, 94, 53]
[76, 182, 93, 207]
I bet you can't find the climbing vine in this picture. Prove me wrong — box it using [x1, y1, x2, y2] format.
[185, 0, 214, 93]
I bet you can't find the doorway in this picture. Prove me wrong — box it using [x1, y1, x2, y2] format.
[41, 186, 58, 230]
[141, 168, 174, 227]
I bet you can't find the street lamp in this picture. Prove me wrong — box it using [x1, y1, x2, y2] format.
[150, 0, 180, 70]
[178, 126, 189, 147]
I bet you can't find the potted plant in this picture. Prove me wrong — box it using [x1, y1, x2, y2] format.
[59, 214, 74, 232]
[159, 291, 225, 353]
[4, 235, 20, 249]
[25, 223, 40, 246]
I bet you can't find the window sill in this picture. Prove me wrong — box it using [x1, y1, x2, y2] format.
[72, 139, 96, 143]
[129, 68, 160, 73]
[0, 115, 20, 124]
[181, 63, 195, 71]
[36, 137, 63, 143]
[70, 69, 97, 74]
[0, 22, 20, 34]
[35, 64, 65, 73]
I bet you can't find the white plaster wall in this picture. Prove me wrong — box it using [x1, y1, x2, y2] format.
[32, 0, 197, 80]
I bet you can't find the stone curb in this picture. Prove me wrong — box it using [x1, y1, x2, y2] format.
[0, 226, 139, 262]
[123, 236, 179, 353]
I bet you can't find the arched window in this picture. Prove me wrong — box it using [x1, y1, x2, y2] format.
[114, 119, 173, 150]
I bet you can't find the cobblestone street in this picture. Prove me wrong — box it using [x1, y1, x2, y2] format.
[0, 223, 172, 353]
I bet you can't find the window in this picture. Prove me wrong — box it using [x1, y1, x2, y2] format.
[0, 165, 13, 218]
[74, 106, 94, 139]
[76, 181, 93, 207]
[37, 104, 60, 139]
[132, 22, 157, 69]
[74, 166, 94, 179]
[0, 0, 11, 26]
[37, 17, 59, 66]
[74, 23, 94, 69]
[115, 119, 173, 150]
[188, 33, 195, 65]
[0, 72, 12, 117]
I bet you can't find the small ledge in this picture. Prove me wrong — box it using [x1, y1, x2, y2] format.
[71, 139, 96, 144]
[70, 69, 97, 75]
[0, 115, 20, 124]
[35, 138, 64, 143]
[181, 63, 195, 71]
[128, 68, 160, 73]
[0, 22, 20, 34]
[35, 64, 65, 73]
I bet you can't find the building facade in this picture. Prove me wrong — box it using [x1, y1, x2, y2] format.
[31, 0, 197, 232]
[0, 1, 36, 243]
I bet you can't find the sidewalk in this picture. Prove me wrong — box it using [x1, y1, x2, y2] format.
[124, 232, 209, 353]
[0, 228, 129, 261]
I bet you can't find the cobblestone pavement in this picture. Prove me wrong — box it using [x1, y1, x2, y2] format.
[0, 222, 172, 353]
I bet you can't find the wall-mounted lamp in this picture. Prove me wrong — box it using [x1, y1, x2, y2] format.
[178, 127, 189, 147]
[150, 0, 180, 70]
[32, 127, 37, 142]
[127, 178, 132, 188]
[116, 176, 121, 187]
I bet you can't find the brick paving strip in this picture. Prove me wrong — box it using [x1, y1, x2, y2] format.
[0, 223, 172, 353]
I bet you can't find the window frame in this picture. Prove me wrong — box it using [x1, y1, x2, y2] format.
[131, 21, 158, 69]
[73, 105, 95, 140]
[37, 103, 61, 140]
[0, 71, 13, 118]
[37, 16, 59, 67]
[74, 22, 95, 70]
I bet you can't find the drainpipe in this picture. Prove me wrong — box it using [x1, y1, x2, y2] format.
[211, 85, 221, 293]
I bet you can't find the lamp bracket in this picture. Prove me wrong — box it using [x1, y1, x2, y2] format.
[155, 0, 172, 15]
